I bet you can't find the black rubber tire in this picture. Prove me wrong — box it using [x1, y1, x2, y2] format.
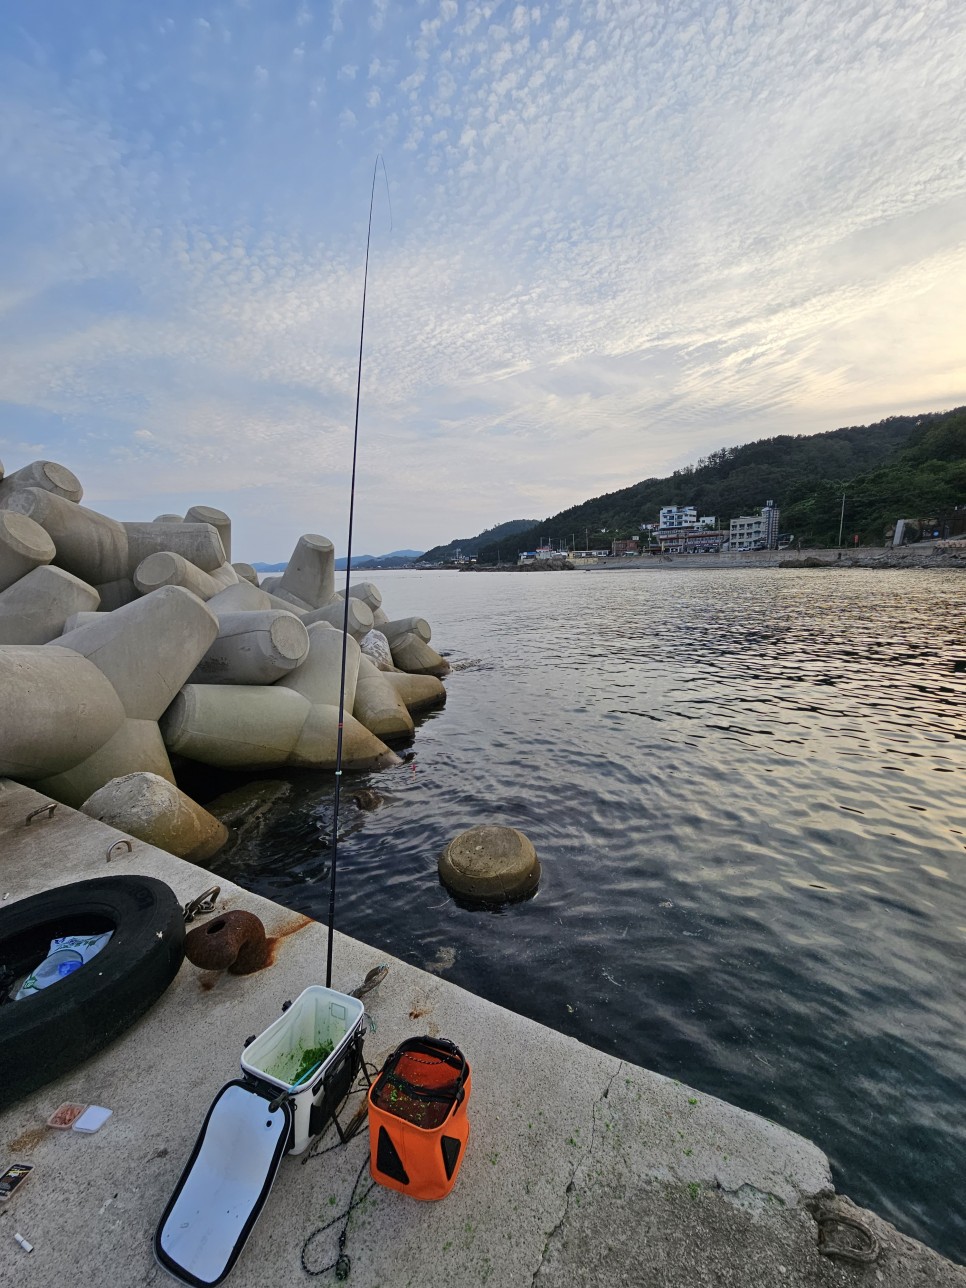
[0, 875, 185, 1111]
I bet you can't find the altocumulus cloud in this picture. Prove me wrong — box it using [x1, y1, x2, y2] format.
[0, 0, 964, 558]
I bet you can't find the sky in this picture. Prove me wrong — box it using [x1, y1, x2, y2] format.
[0, 1, 964, 561]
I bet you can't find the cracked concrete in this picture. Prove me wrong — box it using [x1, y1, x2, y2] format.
[1, 779, 963, 1288]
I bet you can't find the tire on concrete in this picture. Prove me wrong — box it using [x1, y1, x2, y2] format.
[0, 875, 185, 1110]
[438, 825, 541, 904]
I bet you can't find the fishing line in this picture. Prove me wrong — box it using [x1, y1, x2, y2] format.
[326, 155, 391, 989]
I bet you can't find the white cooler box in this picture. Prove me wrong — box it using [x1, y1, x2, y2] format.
[155, 986, 366, 1287]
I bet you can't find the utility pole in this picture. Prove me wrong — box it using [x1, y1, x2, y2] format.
[837, 492, 846, 548]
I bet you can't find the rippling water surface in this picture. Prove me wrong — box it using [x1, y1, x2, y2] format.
[209, 568, 966, 1262]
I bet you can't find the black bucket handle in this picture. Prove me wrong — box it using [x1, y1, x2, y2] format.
[376, 1035, 468, 1106]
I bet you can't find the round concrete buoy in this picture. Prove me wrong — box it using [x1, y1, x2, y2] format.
[438, 826, 540, 903]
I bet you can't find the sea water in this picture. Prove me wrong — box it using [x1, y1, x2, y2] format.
[212, 567, 966, 1263]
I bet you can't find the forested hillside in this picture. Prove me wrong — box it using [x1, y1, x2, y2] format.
[474, 407, 966, 561]
[421, 517, 539, 563]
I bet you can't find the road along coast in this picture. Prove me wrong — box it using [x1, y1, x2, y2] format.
[581, 543, 966, 571]
[1, 778, 963, 1287]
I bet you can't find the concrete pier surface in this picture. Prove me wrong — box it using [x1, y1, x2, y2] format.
[1, 779, 962, 1288]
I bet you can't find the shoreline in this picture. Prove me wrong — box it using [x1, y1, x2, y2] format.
[458, 543, 966, 572]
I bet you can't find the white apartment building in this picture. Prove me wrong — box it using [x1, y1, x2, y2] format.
[729, 501, 780, 551]
[658, 505, 697, 529]
[658, 506, 718, 529]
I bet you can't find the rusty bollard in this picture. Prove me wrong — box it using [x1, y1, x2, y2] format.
[184, 909, 269, 975]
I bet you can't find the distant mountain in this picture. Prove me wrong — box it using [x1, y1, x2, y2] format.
[473, 407, 966, 560]
[420, 519, 540, 564]
[253, 550, 424, 573]
[333, 555, 375, 570]
[335, 549, 424, 570]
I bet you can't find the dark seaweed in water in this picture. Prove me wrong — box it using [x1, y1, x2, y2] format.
[204, 568, 966, 1265]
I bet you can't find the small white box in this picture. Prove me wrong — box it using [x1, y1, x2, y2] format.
[72, 1105, 112, 1133]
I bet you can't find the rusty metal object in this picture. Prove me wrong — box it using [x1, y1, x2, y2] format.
[184, 909, 269, 975]
[816, 1213, 880, 1263]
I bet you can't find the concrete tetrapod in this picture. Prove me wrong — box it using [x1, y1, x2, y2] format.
[2, 490, 227, 583]
[161, 683, 399, 771]
[259, 578, 312, 611]
[122, 521, 226, 574]
[189, 610, 309, 685]
[55, 585, 220, 719]
[0, 646, 126, 779]
[290, 702, 401, 770]
[0, 565, 100, 645]
[380, 616, 432, 645]
[438, 825, 541, 904]
[389, 630, 451, 677]
[81, 772, 228, 862]
[208, 562, 240, 591]
[0, 459, 83, 505]
[383, 670, 447, 714]
[258, 577, 315, 612]
[0, 510, 56, 593]
[277, 533, 335, 610]
[275, 622, 360, 711]
[22, 585, 221, 806]
[231, 562, 259, 586]
[207, 582, 302, 620]
[37, 718, 177, 807]
[300, 597, 373, 640]
[353, 654, 415, 742]
[207, 580, 274, 615]
[184, 505, 231, 563]
[4, 488, 129, 584]
[162, 685, 309, 769]
[62, 611, 104, 634]
[345, 581, 382, 612]
[134, 551, 223, 600]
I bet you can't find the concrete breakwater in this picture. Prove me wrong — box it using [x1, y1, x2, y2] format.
[0, 456, 449, 859]
[2, 780, 964, 1287]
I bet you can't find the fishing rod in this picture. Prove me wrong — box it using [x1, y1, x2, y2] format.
[326, 156, 391, 989]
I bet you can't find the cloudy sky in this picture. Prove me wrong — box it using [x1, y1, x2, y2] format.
[1, 1, 964, 559]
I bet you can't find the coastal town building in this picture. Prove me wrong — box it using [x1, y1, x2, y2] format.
[654, 505, 724, 552]
[611, 537, 640, 556]
[657, 505, 717, 532]
[656, 528, 728, 553]
[729, 501, 780, 550]
[659, 504, 697, 529]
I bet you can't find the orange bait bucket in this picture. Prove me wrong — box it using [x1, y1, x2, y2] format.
[368, 1036, 470, 1200]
